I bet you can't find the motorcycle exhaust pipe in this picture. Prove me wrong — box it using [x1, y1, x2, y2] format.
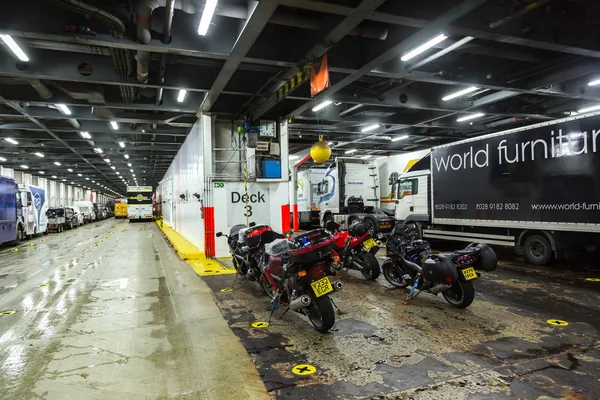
[352, 260, 364, 270]
[376, 240, 383, 247]
[332, 280, 344, 291]
[289, 295, 312, 311]
[245, 268, 256, 280]
[429, 283, 451, 294]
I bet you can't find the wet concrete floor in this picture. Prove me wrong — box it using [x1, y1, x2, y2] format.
[0, 219, 269, 399]
[211, 249, 600, 400]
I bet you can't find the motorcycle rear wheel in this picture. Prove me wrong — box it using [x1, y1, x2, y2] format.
[382, 259, 411, 288]
[357, 252, 381, 281]
[442, 280, 475, 308]
[260, 278, 276, 299]
[306, 295, 335, 333]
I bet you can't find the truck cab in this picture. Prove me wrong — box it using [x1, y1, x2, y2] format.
[394, 154, 432, 233]
[317, 157, 393, 235]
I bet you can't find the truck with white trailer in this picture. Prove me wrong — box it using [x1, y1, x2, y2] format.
[17, 183, 48, 238]
[127, 186, 153, 221]
[395, 112, 600, 265]
[317, 157, 394, 236]
[377, 150, 429, 213]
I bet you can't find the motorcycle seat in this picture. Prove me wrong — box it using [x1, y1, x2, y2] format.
[453, 248, 476, 256]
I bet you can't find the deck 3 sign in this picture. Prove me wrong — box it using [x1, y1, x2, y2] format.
[226, 183, 270, 225]
[432, 116, 600, 223]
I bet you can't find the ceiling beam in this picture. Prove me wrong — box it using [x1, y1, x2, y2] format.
[201, 0, 280, 112]
[249, 0, 388, 119]
[287, 0, 491, 118]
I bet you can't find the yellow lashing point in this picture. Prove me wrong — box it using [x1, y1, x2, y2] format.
[156, 221, 235, 277]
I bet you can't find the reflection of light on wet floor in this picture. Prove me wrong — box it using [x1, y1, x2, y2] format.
[22, 295, 34, 312]
[68, 287, 76, 301]
[36, 313, 54, 339]
[1, 344, 26, 379]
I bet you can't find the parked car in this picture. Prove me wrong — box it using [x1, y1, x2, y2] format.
[73, 208, 84, 227]
[73, 201, 95, 224]
[46, 207, 77, 232]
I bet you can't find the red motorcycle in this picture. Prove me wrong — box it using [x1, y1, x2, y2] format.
[259, 229, 343, 333]
[326, 220, 381, 281]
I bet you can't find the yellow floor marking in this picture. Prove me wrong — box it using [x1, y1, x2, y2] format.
[251, 321, 270, 329]
[292, 364, 317, 375]
[0, 310, 16, 317]
[547, 319, 569, 326]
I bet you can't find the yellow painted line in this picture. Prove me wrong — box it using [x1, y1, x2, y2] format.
[0, 310, 16, 317]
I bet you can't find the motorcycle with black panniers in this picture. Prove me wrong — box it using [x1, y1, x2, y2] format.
[382, 224, 498, 308]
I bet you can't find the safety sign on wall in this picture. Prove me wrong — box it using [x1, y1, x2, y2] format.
[226, 183, 270, 225]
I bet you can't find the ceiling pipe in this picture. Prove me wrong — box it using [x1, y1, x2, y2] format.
[135, 0, 197, 83]
[155, 0, 175, 105]
[485, 117, 520, 128]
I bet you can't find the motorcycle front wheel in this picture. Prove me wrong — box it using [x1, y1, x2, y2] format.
[382, 259, 412, 288]
[260, 277, 276, 299]
[357, 252, 381, 281]
[442, 279, 475, 308]
[306, 295, 335, 333]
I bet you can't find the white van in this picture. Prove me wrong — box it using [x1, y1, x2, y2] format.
[73, 201, 95, 224]
[17, 184, 49, 237]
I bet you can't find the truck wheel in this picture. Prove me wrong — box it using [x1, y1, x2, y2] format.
[524, 235, 552, 265]
[13, 227, 23, 245]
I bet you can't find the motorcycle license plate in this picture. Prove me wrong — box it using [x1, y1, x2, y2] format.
[461, 267, 477, 281]
[311, 277, 334, 297]
[363, 238, 377, 249]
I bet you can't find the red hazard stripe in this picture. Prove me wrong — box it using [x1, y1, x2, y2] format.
[293, 204, 299, 232]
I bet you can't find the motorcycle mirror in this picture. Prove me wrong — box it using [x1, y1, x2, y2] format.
[249, 222, 256, 227]
[284, 231, 293, 239]
[216, 232, 223, 237]
[325, 220, 339, 231]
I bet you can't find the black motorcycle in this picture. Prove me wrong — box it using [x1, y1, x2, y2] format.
[382, 224, 497, 308]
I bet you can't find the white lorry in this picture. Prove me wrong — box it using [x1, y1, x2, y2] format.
[73, 201, 95, 224]
[377, 150, 429, 213]
[17, 184, 48, 238]
[395, 111, 600, 265]
[127, 186, 153, 221]
[317, 157, 394, 236]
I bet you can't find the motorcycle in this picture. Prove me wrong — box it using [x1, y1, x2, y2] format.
[382, 224, 497, 308]
[259, 228, 343, 333]
[216, 223, 284, 284]
[325, 220, 381, 281]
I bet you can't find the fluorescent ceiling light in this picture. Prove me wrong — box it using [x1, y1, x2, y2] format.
[39, 171, 44, 174]
[124, 154, 129, 159]
[67, 168, 73, 172]
[111, 166, 116, 170]
[85, 177, 89, 180]
[118, 141, 125, 148]
[312, 100, 332, 112]
[127, 163, 132, 167]
[345, 149, 357, 154]
[401, 33, 448, 62]
[177, 89, 187, 102]
[104, 159, 110, 163]
[361, 155, 372, 159]
[0, 157, 6, 162]
[4, 138, 18, 145]
[130, 169, 134, 172]
[77, 173, 82, 177]
[92, 180, 95, 183]
[457, 113, 485, 122]
[70, 181, 74, 184]
[80, 131, 91, 139]
[361, 124, 380, 133]
[62, 179, 66, 181]
[198, 0, 218, 35]
[588, 79, 600, 87]
[56, 104, 71, 115]
[392, 135, 409, 142]
[110, 121, 119, 130]
[34, 152, 44, 158]
[442, 86, 479, 101]
[578, 104, 600, 114]
[0, 35, 29, 62]
[94, 148, 103, 153]
[20, 165, 28, 169]
[116, 172, 120, 175]
[54, 161, 61, 166]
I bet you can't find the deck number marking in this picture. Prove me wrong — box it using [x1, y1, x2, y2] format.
[251, 321, 270, 328]
[292, 364, 316, 375]
[547, 319, 568, 326]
